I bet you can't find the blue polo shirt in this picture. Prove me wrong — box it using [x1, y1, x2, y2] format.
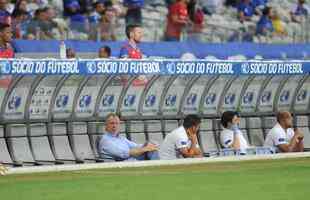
[237, 2, 255, 17]
[98, 132, 142, 160]
[256, 15, 274, 35]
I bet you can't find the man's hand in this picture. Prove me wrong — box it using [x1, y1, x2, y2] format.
[143, 143, 158, 152]
[294, 129, 304, 141]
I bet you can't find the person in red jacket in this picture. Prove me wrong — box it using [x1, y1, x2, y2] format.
[0, 23, 14, 58]
[119, 24, 143, 59]
[165, 0, 189, 41]
[0, 23, 13, 174]
[119, 24, 147, 86]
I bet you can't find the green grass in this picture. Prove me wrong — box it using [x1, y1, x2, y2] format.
[1, 158, 310, 200]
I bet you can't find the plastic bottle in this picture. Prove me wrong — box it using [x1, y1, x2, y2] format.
[59, 40, 66, 59]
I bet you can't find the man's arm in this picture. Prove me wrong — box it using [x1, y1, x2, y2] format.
[129, 143, 158, 157]
[179, 129, 202, 158]
[277, 131, 303, 152]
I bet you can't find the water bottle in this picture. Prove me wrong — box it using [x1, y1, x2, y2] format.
[59, 40, 66, 59]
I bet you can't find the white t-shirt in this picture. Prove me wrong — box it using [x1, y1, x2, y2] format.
[264, 123, 294, 150]
[220, 128, 249, 154]
[159, 126, 199, 160]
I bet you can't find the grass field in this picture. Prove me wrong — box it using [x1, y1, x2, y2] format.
[1, 158, 310, 200]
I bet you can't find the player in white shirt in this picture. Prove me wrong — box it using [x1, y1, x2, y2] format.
[159, 114, 203, 160]
[220, 111, 249, 154]
[264, 111, 304, 153]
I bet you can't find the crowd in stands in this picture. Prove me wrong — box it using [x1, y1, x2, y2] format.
[0, 0, 308, 42]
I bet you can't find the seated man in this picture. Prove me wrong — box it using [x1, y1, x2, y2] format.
[159, 114, 203, 160]
[264, 111, 304, 153]
[220, 111, 249, 155]
[98, 113, 159, 161]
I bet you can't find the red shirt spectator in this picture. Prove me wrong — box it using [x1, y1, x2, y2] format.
[165, 0, 189, 41]
[0, 23, 14, 89]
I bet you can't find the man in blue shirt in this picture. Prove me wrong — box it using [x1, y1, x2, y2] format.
[256, 6, 274, 35]
[237, 0, 255, 22]
[98, 113, 159, 161]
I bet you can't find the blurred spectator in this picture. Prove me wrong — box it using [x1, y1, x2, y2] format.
[225, 0, 239, 7]
[119, 24, 143, 58]
[123, 0, 144, 26]
[27, 7, 64, 40]
[11, 9, 29, 39]
[271, 9, 287, 36]
[237, 0, 255, 23]
[89, 1, 105, 24]
[0, 0, 11, 25]
[64, 0, 89, 37]
[187, 0, 204, 41]
[290, 0, 309, 23]
[66, 48, 76, 58]
[98, 9, 117, 41]
[0, 23, 14, 58]
[165, 0, 189, 41]
[252, 0, 268, 15]
[98, 45, 111, 58]
[27, 0, 49, 15]
[256, 6, 274, 35]
[200, 0, 224, 15]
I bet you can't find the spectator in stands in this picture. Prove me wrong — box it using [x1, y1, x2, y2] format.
[220, 111, 249, 155]
[66, 47, 76, 58]
[200, 0, 223, 15]
[98, 113, 159, 161]
[159, 114, 203, 160]
[256, 6, 274, 36]
[264, 111, 304, 153]
[0, 23, 14, 58]
[165, 0, 189, 41]
[237, 0, 255, 23]
[63, 0, 89, 37]
[27, 7, 64, 40]
[252, 0, 268, 15]
[11, 9, 29, 39]
[89, 1, 105, 25]
[271, 9, 287, 36]
[98, 45, 111, 58]
[0, 0, 11, 25]
[98, 6, 117, 41]
[187, 0, 204, 41]
[123, 0, 144, 26]
[119, 24, 143, 59]
[290, 0, 309, 23]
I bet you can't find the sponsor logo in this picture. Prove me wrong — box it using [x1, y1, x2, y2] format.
[145, 95, 156, 107]
[124, 95, 136, 107]
[224, 93, 236, 105]
[280, 90, 290, 102]
[186, 93, 197, 106]
[165, 94, 177, 106]
[102, 95, 114, 107]
[8, 95, 21, 110]
[79, 95, 92, 108]
[205, 93, 216, 105]
[56, 95, 69, 108]
[243, 92, 254, 104]
[261, 91, 271, 103]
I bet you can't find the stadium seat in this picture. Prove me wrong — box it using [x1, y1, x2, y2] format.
[163, 120, 179, 137]
[48, 123, 81, 163]
[247, 117, 265, 146]
[239, 117, 250, 145]
[145, 120, 164, 144]
[0, 125, 14, 165]
[199, 119, 219, 155]
[127, 121, 146, 145]
[28, 123, 58, 164]
[69, 122, 96, 162]
[6, 124, 37, 165]
[262, 116, 278, 138]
